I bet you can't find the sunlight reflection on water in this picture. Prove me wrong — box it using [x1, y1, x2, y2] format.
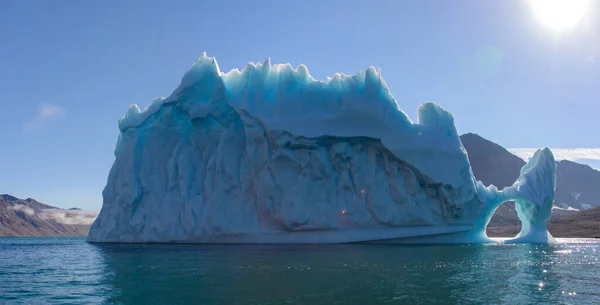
[0, 237, 599, 304]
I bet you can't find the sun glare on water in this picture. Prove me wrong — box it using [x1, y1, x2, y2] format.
[530, 0, 590, 33]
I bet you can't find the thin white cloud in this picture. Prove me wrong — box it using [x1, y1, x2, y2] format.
[22, 103, 66, 132]
[10, 204, 99, 225]
[11, 204, 35, 216]
[38, 209, 99, 226]
[509, 148, 600, 169]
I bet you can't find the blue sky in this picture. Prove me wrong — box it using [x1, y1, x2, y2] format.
[1, 0, 598, 209]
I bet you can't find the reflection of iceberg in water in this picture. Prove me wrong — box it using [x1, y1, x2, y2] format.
[92, 243, 577, 304]
[88, 54, 556, 244]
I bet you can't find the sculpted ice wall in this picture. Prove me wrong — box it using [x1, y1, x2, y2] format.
[486, 148, 556, 243]
[88, 54, 556, 244]
[470, 148, 556, 243]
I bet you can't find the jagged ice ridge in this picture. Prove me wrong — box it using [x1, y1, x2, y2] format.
[88, 53, 556, 244]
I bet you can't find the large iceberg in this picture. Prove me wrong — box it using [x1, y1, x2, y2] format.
[88, 53, 556, 244]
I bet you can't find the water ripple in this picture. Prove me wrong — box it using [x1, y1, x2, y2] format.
[1, 237, 599, 304]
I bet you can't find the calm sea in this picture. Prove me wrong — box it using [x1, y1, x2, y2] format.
[0, 237, 599, 304]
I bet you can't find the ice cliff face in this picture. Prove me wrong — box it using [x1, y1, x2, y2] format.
[88, 54, 556, 244]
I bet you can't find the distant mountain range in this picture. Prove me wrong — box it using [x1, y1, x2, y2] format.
[461, 133, 600, 227]
[0, 194, 95, 237]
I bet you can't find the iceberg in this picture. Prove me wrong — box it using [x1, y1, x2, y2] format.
[88, 53, 556, 244]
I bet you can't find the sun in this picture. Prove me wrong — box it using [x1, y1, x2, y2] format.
[530, 0, 590, 33]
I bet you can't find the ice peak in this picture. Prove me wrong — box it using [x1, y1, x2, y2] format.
[514, 148, 556, 196]
[185, 52, 222, 79]
[417, 102, 458, 137]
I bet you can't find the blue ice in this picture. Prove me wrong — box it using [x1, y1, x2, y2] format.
[88, 53, 556, 244]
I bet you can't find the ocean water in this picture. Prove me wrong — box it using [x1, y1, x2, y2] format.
[0, 238, 599, 304]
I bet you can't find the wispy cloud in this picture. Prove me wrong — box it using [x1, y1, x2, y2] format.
[22, 103, 66, 132]
[11, 204, 35, 216]
[38, 209, 99, 226]
[10, 204, 98, 225]
[509, 148, 600, 169]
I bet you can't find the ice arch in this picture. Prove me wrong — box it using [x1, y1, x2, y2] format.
[87, 54, 557, 244]
[475, 148, 556, 243]
[380, 148, 557, 245]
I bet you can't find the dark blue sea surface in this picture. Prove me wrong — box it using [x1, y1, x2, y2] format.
[0, 237, 599, 304]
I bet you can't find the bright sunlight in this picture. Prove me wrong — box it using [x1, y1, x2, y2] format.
[530, 0, 590, 33]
